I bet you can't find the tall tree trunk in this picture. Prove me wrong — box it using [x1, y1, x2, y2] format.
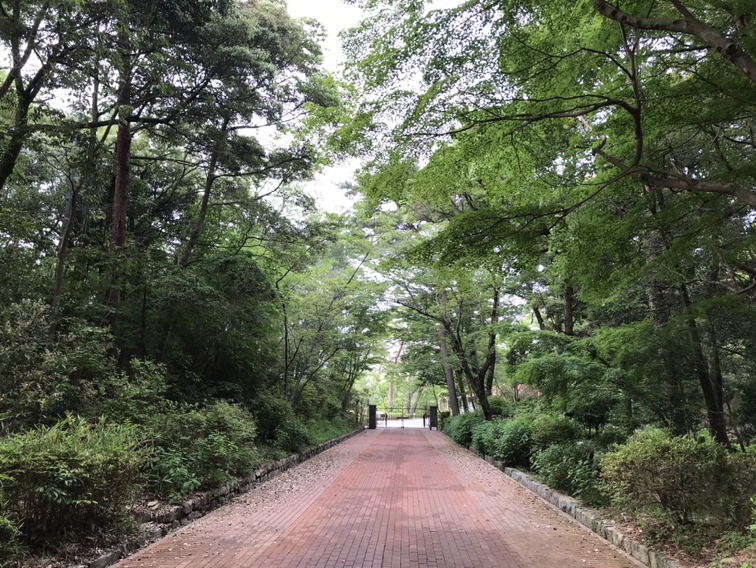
[455, 368, 467, 411]
[447, 325, 493, 420]
[646, 199, 689, 433]
[485, 286, 499, 396]
[680, 285, 730, 446]
[0, 97, 31, 191]
[438, 326, 460, 416]
[179, 121, 226, 267]
[411, 387, 424, 415]
[532, 306, 546, 330]
[105, 34, 132, 321]
[564, 284, 575, 336]
[139, 284, 148, 358]
[51, 181, 76, 332]
[389, 341, 403, 407]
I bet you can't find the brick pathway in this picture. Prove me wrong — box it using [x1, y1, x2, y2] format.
[115, 429, 641, 568]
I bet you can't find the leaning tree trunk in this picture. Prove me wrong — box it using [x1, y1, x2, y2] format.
[411, 387, 424, 415]
[179, 120, 226, 267]
[447, 327, 493, 420]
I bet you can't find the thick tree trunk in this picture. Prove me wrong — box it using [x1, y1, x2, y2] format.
[447, 326, 493, 420]
[111, 113, 131, 250]
[438, 326, 460, 416]
[0, 98, 31, 191]
[532, 307, 546, 330]
[105, 38, 132, 321]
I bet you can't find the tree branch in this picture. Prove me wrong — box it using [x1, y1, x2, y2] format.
[594, 0, 756, 83]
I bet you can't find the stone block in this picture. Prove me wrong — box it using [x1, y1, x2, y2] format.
[156, 505, 182, 524]
[89, 550, 121, 568]
[558, 496, 576, 516]
[630, 540, 650, 565]
[133, 510, 151, 523]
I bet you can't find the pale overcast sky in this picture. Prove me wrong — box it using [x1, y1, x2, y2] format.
[286, 0, 364, 213]
[284, 0, 462, 213]
[287, 0, 364, 71]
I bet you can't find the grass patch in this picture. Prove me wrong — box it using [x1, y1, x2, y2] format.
[306, 417, 355, 445]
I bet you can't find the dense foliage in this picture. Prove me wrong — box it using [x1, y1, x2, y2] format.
[0, 0, 381, 558]
[339, 0, 756, 561]
[3, 0, 756, 563]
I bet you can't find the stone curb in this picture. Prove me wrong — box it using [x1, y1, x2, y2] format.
[85, 428, 365, 568]
[473, 450, 685, 568]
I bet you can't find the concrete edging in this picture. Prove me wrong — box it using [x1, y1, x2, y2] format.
[85, 428, 365, 568]
[475, 451, 684, 568]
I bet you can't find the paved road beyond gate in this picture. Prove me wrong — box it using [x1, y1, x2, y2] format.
[115, 429, 640, 568]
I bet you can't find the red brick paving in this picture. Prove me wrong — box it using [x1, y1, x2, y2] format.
[115, 429, 641, 568]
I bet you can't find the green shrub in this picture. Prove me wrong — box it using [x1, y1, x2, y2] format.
[471, 420, 500, 456]
[488, 396, 513, 418]
[719, 450, 756, 529]
[0, 513, 22, 561]
[491, 416, 534, 468]
[444, 410, 486, 448]
[251, 392, 313, 452]
[596, 423, 629, 447]
[601, 428, 727, 523]
[531, 414, 582, 450]
[274, 418, 313, 453]
[0, 301, 114, 431]
[147, 401, 259, 500]
[0, 476, 23, 561]
[149, 446, 201, 502]
[532, 440, 608, 506]
[307, 416, 353, 445]
[93, 359, 169, 424]
[439, 410, 451, 431]
[0, 416, 146, 541]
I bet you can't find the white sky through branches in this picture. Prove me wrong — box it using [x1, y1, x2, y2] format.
[287, 0, 364, 213]
[285, 0, 464, 213]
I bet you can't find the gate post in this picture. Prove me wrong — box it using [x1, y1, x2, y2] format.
[368, 404, 377, 429]
[429, 405, 438, 430]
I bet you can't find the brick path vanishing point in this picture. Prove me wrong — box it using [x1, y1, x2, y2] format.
[115, 429, 642, 568]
